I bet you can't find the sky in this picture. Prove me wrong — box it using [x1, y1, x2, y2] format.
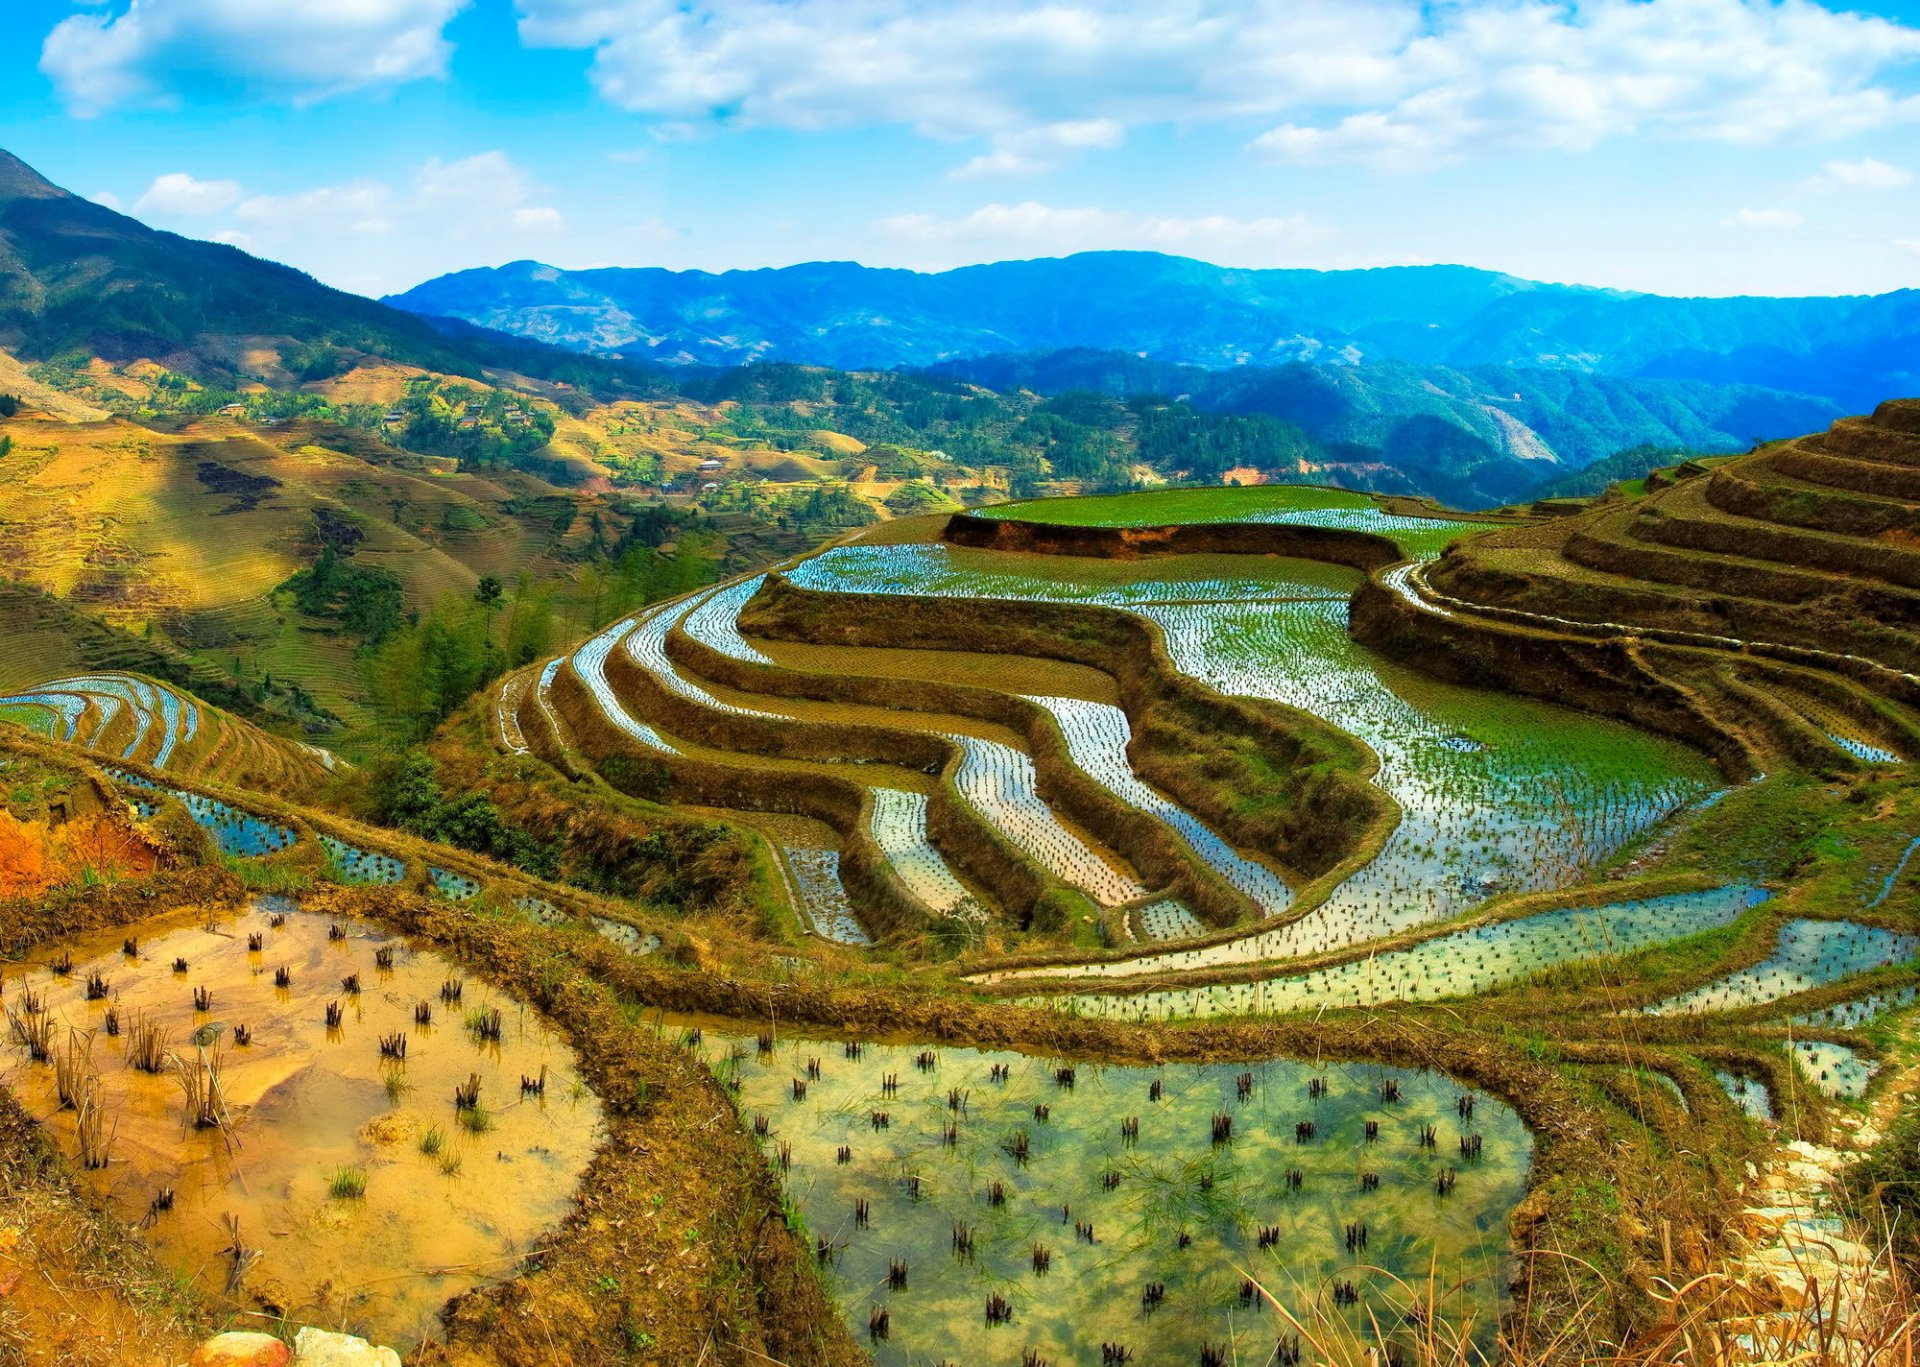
[3, 0, 1919, 301]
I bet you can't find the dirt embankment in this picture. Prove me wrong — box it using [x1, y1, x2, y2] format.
[942, 511, 1403, 569]
[1350, 577, 1761, 778]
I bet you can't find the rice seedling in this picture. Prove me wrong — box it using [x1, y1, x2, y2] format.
[328, 1165, 369, 1200]
[8, 1000, 55, 1063]
[50, 1028, 99, 1112]
[172, 1047, 229, 1133]
[457, 1104, 493, 1135]
[124, 1011, 169, 1073]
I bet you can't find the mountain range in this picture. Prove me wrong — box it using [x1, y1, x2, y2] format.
[0, 144, 1900, 505]
[386, 253, 1919, 412]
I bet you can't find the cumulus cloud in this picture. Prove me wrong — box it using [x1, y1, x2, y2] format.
[41, 0, 468, 115]
[1723, 206, 1805, 229]
[875, 201, 1320, 263]
[135, 171, 243, 217]
[517, 0, 1920, 172]
[1802, 156, 1913, 191]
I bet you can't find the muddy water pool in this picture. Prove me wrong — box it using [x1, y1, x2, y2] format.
[0, 904, 604, 1347]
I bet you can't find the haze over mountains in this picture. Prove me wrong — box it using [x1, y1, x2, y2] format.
[387, 254, 1919, 412]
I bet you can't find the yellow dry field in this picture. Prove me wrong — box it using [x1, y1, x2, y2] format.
[0, 416, 572, 629]
[0, 350, 106, 421]
[808, 429, 866, 455]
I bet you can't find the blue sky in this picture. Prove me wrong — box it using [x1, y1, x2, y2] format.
[5, 0, 1919, 300]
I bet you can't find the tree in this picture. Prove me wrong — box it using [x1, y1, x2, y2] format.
[474, 576, 505, 610]
[0, 393, 20, 418]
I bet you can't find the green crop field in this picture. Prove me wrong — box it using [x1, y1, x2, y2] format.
[984, 484, 1503, 558]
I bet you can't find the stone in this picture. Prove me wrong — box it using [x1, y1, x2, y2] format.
[190, 1333, 292, 1367]
[292, 1328, 401, 1367]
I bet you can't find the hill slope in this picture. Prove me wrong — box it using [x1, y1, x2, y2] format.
[0, 150, 646, 395]
[386, 251, 1917, 409]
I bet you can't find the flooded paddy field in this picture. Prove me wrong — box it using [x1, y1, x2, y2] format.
[0, 904, 604, 1347]
[786, 544, 1720, 971]
[677, 1021, 1531, 1365]
[1028, 885, 1769, 1021]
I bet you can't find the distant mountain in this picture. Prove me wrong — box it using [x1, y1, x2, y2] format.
[386, 252, 1918, 410]
[0, 150, 646, 394]
[925, 348, 1843, 476]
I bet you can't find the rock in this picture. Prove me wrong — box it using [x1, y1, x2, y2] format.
[190, 1333, 292, 1367]
[292, 1328, 401, 1367]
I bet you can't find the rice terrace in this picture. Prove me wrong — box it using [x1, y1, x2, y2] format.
[3, 7, 1920, 1363]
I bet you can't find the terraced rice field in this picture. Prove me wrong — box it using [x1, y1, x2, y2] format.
[1648, 919, 1920, 1016]
[782, 846, 872, 945]
[1027, 694, 1291, 918]
[686, 1024, 1529, 1365]
[0, 670, 335, 793]
[788, 545, 1718, 974]
[1030, 885, 1768, 1021]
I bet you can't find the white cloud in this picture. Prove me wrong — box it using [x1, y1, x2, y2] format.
[1723, 206, 1805, 229]
[952, 119, 1125, 178]
[117, 151, 567, 293]
[89, 191, 122, 211]
[41, 0, 468, 115]
[875, 201, 1321, 263]
[1897, 239, 1920, 254]
[135, 171, 243, 217]
[517, 0, 1920, 172]
[1802, 156, 1913, 191]
[235, 181, 395, 235]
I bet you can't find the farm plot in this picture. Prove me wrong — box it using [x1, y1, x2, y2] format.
[1024, 885, 1767, 1022]
[0, 906, 604, 1350]
[686, 1024, 1529, 1367]
[868, 788, 983, 922]
[946, 733, 1144, 907]
[319, 835, 406, 886]
[786, 543, 1359, 606]
[638, 586, 1146, 908]
[1647, 919, 1920, 1016]
[792, 546, 1718, 978]
[782, 846, 872, 945]
[1791, 1041, 1877, 1099]
[565, 611, 681, 754]
[1026, 695, 1291, 920]
[123, 779, 297, 858]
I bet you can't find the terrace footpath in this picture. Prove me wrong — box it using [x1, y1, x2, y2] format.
[1383, 562, 1920, 693]
[1716, 1036, 1916, 1362]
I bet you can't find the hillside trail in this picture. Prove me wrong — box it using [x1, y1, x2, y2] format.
[1713, 1022, 1917, 1362]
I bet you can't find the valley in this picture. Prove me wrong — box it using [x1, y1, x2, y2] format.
[0, 140, 1914, 1367]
